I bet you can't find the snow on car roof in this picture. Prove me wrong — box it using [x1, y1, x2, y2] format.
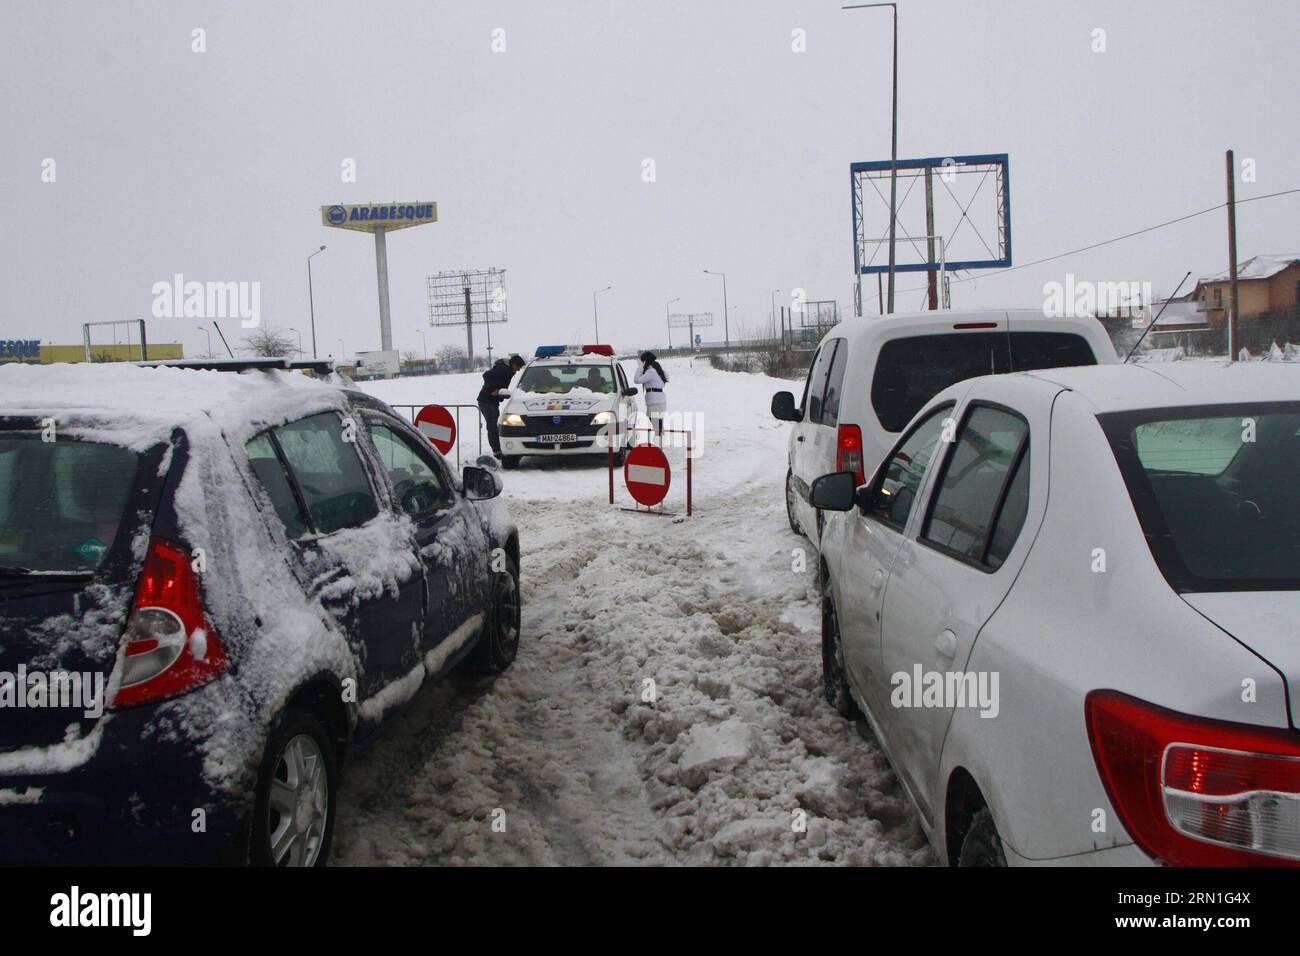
[1025, 361, 1300, 413]
[0, 362, 350, 449]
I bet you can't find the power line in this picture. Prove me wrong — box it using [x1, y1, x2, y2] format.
[888, 185, 1300, 297]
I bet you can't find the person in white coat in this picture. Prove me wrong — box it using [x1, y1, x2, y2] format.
[634, 351, 668, 437]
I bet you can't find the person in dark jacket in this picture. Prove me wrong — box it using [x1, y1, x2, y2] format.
[478, 354, 526, 458]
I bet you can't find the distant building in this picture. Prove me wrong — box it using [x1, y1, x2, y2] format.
[0, 342, 185, 365]
[1192, 254, 1300, 324]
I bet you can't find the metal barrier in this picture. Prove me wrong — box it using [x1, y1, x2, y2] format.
[387, 403, 484, 469]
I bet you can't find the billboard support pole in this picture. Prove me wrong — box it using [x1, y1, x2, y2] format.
[374, 227, 393, 352]
[464, 284, 474, 364]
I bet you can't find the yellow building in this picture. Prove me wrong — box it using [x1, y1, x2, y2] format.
[1193, 255, 1300, 324]
[0, 342, 185, 364]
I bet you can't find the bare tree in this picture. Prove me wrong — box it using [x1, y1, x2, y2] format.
[435, 343, 468, 372]
[243, 326, 296, 357]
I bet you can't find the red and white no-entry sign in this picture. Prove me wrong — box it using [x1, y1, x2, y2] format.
[624, 444, 671, 507]
[414, 404, 457, 454]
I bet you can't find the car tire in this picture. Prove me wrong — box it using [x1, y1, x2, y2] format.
[501, 455, 521, 470]
[821, 577, 861, 719]
[250, 708, 337, 868]
[785, 469, 803, 535]
[469, 551, 521, 674]
[958, 808, 1008, 867]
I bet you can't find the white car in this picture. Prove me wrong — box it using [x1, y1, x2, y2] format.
[772, 309, 1117, 546]
[810, 362, 1300, 867]
[496, 345, 640, 468]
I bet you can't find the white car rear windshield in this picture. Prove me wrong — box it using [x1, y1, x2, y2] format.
[872, 332, 1096, 432]
[1102, 403, 1300, 591]
[0, 435, 142, 574]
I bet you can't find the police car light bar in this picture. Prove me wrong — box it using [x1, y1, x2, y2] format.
[534, 345, 567, 358]
[581, 344, 615, 356]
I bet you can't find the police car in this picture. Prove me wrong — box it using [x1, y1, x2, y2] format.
[496, 345, 639, 468]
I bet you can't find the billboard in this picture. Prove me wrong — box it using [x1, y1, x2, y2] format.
[320, 202, 437, 234]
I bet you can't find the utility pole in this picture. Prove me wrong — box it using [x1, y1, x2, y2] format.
[844, 3, 897, 312]
[1225, 149, 1241, 361]
[925, 168, 938, 310]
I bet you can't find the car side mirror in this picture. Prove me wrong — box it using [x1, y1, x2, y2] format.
[622, 387, 638, 397]
[809, 471, 859, 512]
[462, 465, 502, 501]
[771, 391, 800, 422]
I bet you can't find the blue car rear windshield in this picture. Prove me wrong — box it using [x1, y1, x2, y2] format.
[0, 435, 141, 574]
[1101, 403, 1300, 592]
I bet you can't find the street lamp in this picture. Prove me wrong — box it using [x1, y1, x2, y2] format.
[415, 328, 428, 363]
[703, 270, 730, 351]
[843, 2, 897, 313]
[337, 338, 346, 361]
[665, 296, 681, 350]
[307, 245, 326, 358]
[593, 285, 612, 341]
[287, 326, 303, 356]
[196, 324, 212, 357]
[770, 288, 781, 343]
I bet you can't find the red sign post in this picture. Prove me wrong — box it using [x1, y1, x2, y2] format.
[414, 404, 457, 455]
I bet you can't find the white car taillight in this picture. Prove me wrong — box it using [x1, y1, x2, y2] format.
[1087, 690, 1300, 866]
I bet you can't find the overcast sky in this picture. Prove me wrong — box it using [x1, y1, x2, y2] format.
[2, 0, 1297, 361]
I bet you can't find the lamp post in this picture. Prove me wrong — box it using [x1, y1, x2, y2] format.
[593, 285, 612, 341]
[337, 338, 346, 361]
[666, 296, 681, 349]
[196, 324, 212, 357]
[703, 270, 730, 351]
[416, 328, 428, 363]
[307, 245, 326, 358]
[287, 327, 303, 356]
[770, 288, 781, 344]
[843, 2, 897, 313]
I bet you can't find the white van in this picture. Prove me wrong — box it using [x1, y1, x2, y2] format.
[771, 309, 1117, 544]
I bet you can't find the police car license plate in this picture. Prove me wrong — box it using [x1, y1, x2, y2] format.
[538, 433, 578, 443]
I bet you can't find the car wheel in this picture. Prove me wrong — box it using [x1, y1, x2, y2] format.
[470, 551, 521, 673]
[501, 455, 521, 470]
[785, 469, 802, 534]
[821, 577, 860, 719]
[958, 808, 1007, 867]
[251, 709, 337, 867]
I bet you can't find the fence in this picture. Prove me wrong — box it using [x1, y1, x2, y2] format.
[387, 403, 485, 470]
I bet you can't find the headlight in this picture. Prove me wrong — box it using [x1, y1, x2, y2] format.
[501, 413, 524, 427]
[591, 411, 616, 425]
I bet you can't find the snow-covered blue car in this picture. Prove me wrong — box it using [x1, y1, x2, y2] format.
[0, 359, 521, 866]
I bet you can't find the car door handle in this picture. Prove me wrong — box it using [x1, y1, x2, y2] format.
[935, 629, 958, 662]
[796, 435, 805, 442]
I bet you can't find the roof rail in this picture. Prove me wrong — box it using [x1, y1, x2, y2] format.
[134, 358, 337, 374]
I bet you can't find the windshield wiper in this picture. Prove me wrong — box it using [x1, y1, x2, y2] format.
[0, 566, 92, 579]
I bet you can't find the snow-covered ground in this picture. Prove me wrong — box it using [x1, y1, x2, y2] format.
[331, 357, 932, 866]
